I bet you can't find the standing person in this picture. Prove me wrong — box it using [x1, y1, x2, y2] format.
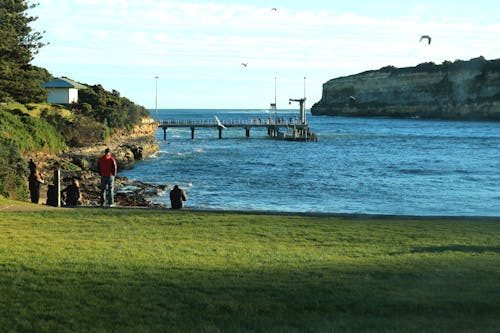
[169, 184, 187, 209]
[28, 159, 44, 204]
[62, 178, 81, 206]
[97, 148, 117, 207]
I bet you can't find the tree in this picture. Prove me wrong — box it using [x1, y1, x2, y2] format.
[0, 0, 48, 103]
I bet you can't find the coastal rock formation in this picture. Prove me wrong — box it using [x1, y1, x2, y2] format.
[311, 57, 500, 120]
[65, 118, 159, 171]
[30, 117, 162, 207]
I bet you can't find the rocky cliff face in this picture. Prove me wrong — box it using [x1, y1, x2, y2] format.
[65, 117, 159, 172]
[311, 57, 500, 120]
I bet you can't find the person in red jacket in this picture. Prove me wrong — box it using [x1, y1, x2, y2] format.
[97, 148, 117, 207]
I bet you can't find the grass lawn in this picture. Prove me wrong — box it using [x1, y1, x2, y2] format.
[0, 205, 499, 332]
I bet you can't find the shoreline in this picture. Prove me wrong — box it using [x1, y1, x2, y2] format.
[2, 198, 500, 220]
[26, 118, 163, 208]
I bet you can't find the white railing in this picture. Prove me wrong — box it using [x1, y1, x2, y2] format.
[158, 118, 298, 126]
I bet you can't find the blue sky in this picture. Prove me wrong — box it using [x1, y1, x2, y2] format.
[31, 0, 500, 109]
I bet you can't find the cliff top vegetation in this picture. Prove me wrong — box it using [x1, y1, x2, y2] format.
[329, 56, 500, 83]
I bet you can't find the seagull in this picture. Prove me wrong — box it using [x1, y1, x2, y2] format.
[241, 63, 248, 67]
[349, 96, 356, 101]
[271, 8, 278, 11]
[215, 115, 227, 129]
[419, 35, 431, 45]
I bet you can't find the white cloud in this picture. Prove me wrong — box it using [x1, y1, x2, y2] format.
[31, 0, 500, 108]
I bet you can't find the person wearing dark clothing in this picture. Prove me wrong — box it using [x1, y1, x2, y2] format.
[28, 159, 44, 204]
[62, 178, 81, 206]
[46, 184, 58, 207]
[169, 185, 187, 209]
[97, 148, 117, 207]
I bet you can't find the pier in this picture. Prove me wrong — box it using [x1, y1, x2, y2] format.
[153, 75, 319, 141]
[157, 118, 316, 141]
[157, 97, 318, 141]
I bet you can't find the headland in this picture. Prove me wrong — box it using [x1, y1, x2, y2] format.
[311, 56, 500, 120]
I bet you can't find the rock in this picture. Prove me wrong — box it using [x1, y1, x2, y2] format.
[39, 117, 163, 207]
[71, 156, 90, 170]
[311, 56, 500, 120]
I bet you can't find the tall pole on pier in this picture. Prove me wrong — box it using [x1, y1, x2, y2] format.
[303, 76, 306, 99]
[274, 76, 277, 122]
[155, 76, 159, 118]
[303, 77, 307, 124]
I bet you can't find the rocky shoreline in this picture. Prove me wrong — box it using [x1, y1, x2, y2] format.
[29, 118, 167, 208]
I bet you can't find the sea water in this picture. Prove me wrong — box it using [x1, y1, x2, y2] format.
[120, 109, 500, 216]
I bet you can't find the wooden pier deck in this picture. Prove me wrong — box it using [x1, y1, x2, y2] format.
[157, 119, 317, 141]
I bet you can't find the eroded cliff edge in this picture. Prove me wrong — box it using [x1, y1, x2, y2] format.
[311, 57, 500, 120]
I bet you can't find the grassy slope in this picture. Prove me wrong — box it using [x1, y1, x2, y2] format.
[0, 208, 499, 332]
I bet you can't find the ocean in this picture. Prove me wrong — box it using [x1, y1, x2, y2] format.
[120, 109, 500, 216]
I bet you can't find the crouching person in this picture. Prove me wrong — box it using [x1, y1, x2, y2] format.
[62, 178, 81, 207]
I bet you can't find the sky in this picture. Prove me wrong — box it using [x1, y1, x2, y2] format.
[30, 0, 500, 109]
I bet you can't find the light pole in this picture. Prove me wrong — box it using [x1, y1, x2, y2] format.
[303, 76, 306, 99]
[274, 76, 277, 122]
[155, 76, 159, 118]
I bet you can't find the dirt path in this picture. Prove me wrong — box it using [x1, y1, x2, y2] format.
[0, 202, 59, 212]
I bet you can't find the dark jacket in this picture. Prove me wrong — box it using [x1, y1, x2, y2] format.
[169, 186, 187, 209]
[62, 184, 80, 206]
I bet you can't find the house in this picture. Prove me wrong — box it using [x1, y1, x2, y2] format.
[42, 77, 87, 104]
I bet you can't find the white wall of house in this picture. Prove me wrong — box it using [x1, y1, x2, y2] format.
[47, 88, 79, 104]
[68, 88, 79, 103]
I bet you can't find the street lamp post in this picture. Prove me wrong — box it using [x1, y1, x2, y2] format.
[155, 76, 159, 118]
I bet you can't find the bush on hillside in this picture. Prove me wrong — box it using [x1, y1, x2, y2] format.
[0, 138, 28, 200]
[63, 115, 105, 147]
[0, 109, 66, 153]
[77, 84, 150, 135]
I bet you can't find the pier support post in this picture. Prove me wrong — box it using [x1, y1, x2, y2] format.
[191, 127, 195, 139]
[163, 128, 167, 141]
[218, 127, 223, 139]
[245, 128, 250, 138]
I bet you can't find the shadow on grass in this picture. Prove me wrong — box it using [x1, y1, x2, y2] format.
[1, 263, 499, 332]
[410, 245, 500, 254]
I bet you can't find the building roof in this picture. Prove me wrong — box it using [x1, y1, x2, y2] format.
[43, 77, 87, 89]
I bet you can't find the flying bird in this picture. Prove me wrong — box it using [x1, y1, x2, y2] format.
[271, 8, 278, 11]
[419, 35, 431, 45]
[241, 63, 248, 67]
[215, 115, 227, 129]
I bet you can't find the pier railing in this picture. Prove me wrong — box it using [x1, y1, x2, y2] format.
[158, 118, 298, 126]
[156, 118, 315, 141]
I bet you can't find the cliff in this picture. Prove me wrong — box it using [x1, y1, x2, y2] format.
[64, 117, 159, 171]
[311, 57, 500, 120]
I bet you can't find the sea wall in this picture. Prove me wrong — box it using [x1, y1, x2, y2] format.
[311, 57, 500, 120]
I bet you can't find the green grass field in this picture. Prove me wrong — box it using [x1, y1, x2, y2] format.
[0, 206, 499, 332]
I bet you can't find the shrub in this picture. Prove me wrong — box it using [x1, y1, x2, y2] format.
[0, 138, 28, 200]
[0, 109, 66, 153]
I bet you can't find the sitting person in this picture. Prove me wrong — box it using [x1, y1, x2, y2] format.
[62, 178, 81, 206]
